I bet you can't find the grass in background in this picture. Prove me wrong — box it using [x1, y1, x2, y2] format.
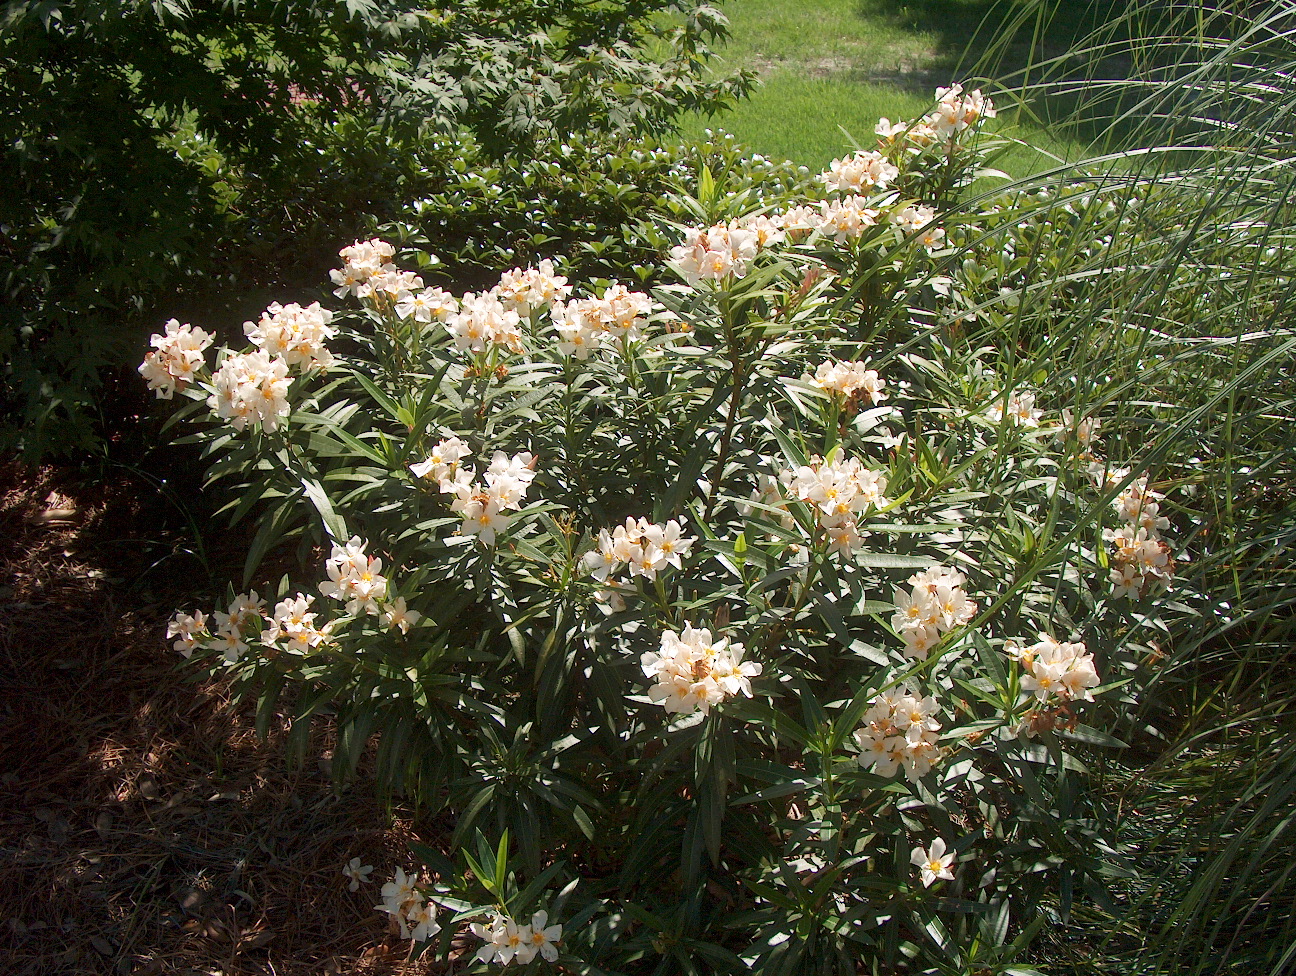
[676, 0, 1105, 173]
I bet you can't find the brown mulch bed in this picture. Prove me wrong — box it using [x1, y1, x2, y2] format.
[0, 460, 437, 976]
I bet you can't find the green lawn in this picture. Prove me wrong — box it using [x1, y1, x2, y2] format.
[675, 0, 1100, 175]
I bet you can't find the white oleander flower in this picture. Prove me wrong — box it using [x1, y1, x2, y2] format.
[404, 895, 441, 942]
[810, 360, 888, 404]
[496, 259, 572, 315]
[585, 517, 696, 583]
[1013, 632, 1100, 703]
[854, 688, 944, 781]
[525, 910, 562, 962]
[1059, 409, 1102, 447]
[819, 150, 899, 195]
[776, 204, 821, 239]
[1111, 477, 1169, 537]
[471, 913, 509, 963]
[817, 195, 881, 242]
[139, 319, 214, 399]
[445, 291, 523, 354]
[378, 866, 419, 918]
[331, 238, 396, 299]
[669, 223, 760, 286]
[891, 204, 937, 234]
[876, 116, 939, 149]
[442, 451, 536, 546]
[381, 597, 421, 634]
[243, 302, 336, 371]
[919, 226, 947, 252]
[263, 593, 328, 654]
[642, 623, 761, 717]
[986, 390, 1042, 427]
[472, 914, 534, 964]
[890, 565, 978, 658]
[368, 268, 424, 307]
[910, 837, 956, 887]
[319, 536, 389, 616]
[226, 591, 265, 628]
[927, 83, 996, 138]
[166, 609, 207, 658]
[410, 435, 472, 483]
[342, 856, 373, 892]
[737, 212, 786, 249]
[206, 614, 250, 663]
[396, 286, 459, 324]
[780, 454, 889, 556]
[207, 350, 293, 434]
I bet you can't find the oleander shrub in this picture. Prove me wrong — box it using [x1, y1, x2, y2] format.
[145, 85, 1225, 973]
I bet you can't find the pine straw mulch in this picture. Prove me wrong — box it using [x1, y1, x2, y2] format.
[0, 460, 446, 976]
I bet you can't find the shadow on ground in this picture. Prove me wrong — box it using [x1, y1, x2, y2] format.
[0, 462, 442, 975]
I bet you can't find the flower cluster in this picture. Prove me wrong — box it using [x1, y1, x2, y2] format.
[164, 541, 424, 663]
[204, 590, 265, 662]
[582, 517, 696, 583]
[1104, 474, 1175, 598]
[1009, 632, 1100, 703]
[263, 593, 331, 654]
[891, 204, 945, 251]
[319, 537, 392, 617]
[410, 435, 472, 485]
[820, 150, 899, 195]
[810, 360, 888, 406]
[207, 351, 293, 433]
[331, 238, 397, 299]
[781, 454, 889, 555]
[472, 910, 562, 965]
[414, 432, 536, 541]
[781, 196, 880, 243]
[854, 687, 944, 780]
[876, 116, 938, 150]
[669, 223, 761, 285]
[496, 259, 572, 316]
[929, 83, 997, 138]
[243, 302, 337, 371]
[169, 593, 262, 662]
[446, 291, 525, 355]
[138, 319, 214, 400]
[640, 623, 762, 716]
[551, 283, 656, 358]
[891, 566, 978, 659]
[986, 389, 1043, 427]
[396, 286, 459, 324]
[167, 609, 208, 659]
[422, 448, 538, 546]
[377, 867, 441, 942]
[166, 590, 323, 663]
[877, 84, 996, 151]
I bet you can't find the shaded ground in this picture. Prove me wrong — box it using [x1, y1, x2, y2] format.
[0, 461, 437, 975]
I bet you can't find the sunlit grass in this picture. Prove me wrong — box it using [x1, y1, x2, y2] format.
[676, 71, 1089, 175]
[671, 0, 1097, 175]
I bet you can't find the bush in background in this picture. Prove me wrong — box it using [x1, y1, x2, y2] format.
[0, 0, 751, 458]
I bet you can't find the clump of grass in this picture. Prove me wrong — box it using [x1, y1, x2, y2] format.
[953, 0, 1296, 970]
